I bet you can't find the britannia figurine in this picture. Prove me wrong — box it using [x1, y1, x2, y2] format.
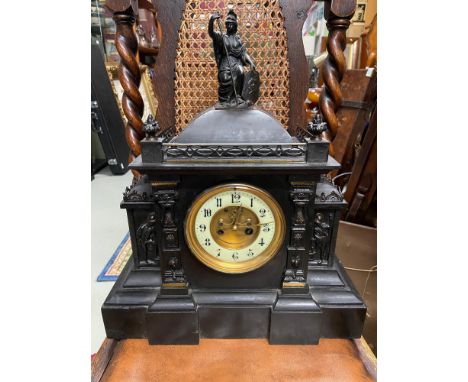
[209, 10, 259, 108]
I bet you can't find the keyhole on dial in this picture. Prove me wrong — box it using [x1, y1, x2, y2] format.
[245, 228, 254, 235]
[217, 229, 225, 235]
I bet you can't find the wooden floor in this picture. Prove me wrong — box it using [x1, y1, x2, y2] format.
[93, 337, 376, 382]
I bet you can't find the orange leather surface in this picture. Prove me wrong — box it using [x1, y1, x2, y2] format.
[101, 339, 375, 382]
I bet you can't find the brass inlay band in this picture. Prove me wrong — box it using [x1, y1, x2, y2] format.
[282, 281, 307, 288]
[151, 181, 179, 188]
[162, 282, 188, 288]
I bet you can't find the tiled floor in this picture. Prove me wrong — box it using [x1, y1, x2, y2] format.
[91, 166, 133, 353]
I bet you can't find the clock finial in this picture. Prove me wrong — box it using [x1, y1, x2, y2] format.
[143, 114, 160, 140]
[307, 109, 328, 140]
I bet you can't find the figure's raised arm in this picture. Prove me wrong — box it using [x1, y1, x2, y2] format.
[209, 12, 222, 39]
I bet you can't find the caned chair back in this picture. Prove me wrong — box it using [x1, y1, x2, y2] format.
[173, 0, 290, 131]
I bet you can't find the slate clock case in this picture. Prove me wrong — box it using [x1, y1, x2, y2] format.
[102, 108, 366, 345]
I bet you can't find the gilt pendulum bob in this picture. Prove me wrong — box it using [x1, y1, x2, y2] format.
[101, 9, 365, 345]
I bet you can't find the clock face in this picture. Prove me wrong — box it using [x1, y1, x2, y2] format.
[185, 184, 286, 274]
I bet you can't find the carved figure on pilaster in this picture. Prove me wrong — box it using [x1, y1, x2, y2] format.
[136, 211, 159, 266]
[309, 212, 333, 265]
[319, 0, 356, 155]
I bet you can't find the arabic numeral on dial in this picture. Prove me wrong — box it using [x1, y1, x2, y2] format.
[258, 238, 265, 247]
[259, 208, 266, 217]
[204, 208, 212, 217]
[198, 224, 207, 232]
[216, 249, 221, 257]
[231, 192, 241, 203]
[262, 224, 270, 232]
[247, 249, 254, 257]
[216, 198, 222, 207]
[232, 252, 239, 261]
[204, 238, 211, 246]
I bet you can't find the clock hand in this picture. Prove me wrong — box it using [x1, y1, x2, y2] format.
[237, 221, 274, 227]
[232, 206, 243, 231]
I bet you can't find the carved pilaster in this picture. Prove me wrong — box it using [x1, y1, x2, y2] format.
[153, 180, 188, 294]
[283, 180, 315, 293]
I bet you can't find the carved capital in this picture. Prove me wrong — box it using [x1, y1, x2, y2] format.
[154, 189, 178, 208]
[290, 188, 312, 225]
[154, 189, 178, 229]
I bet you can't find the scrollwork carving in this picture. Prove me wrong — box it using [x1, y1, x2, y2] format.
[316, 190, 343, 202]
[163, 144, 306, 161]
[123, 184, 152, 202]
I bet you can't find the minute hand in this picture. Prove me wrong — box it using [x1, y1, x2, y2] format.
[237, 221, 274, 227]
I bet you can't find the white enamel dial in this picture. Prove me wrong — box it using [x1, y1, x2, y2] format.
[193, 189, 275, 262]
[185, 184, 286, 274]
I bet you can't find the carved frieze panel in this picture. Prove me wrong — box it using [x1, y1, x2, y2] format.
[123, 184, 153, 202]
[315, 176, 344, 204]
[315, 190, 343, 203]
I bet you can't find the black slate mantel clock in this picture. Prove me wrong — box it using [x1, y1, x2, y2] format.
[102, 107, 366, 345]
[102, 9, 365, 345]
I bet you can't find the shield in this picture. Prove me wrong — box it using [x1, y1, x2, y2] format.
[242, 69, 260, 105]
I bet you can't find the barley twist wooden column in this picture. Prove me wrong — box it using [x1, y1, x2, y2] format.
[319, 0, 356, 156]
[106, 0, 144, 178]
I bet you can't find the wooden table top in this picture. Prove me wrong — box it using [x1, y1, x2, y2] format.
[93, 337, 376, 382]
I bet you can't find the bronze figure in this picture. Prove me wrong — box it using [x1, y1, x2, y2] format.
[209, 10, 258, 108]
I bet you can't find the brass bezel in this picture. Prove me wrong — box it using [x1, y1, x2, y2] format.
[184, 183, 286, 274]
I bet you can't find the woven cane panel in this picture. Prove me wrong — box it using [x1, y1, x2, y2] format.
[174, 0, 290, 131]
